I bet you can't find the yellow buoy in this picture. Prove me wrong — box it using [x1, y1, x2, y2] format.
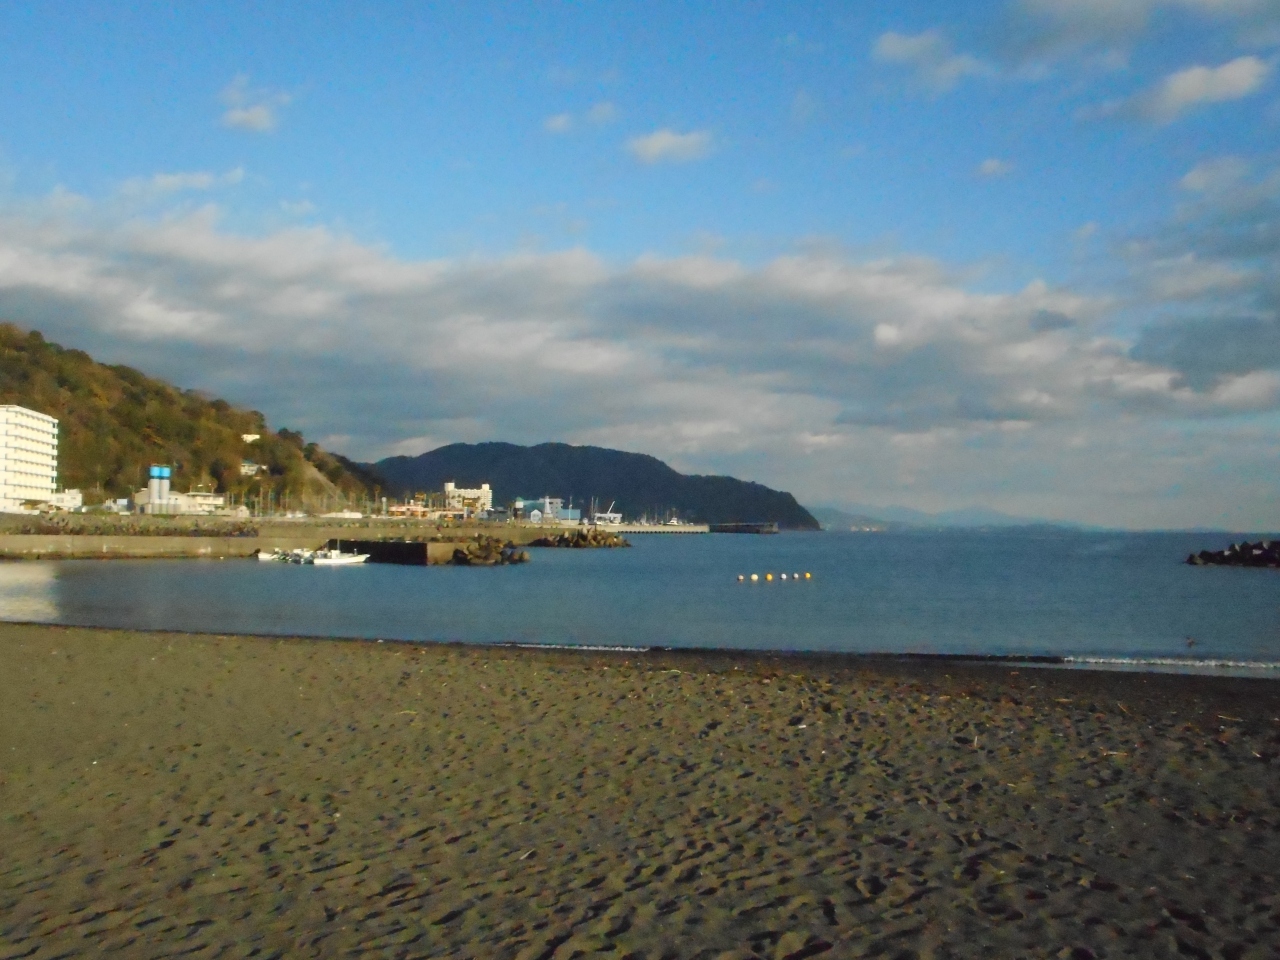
[765, 573, 773, 581]
[804, 572, 812, 579]
[750, 573, 759, 582]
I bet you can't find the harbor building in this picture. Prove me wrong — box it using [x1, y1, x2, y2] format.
[514, 496, 581, 524]
[443, 481, 493, 516]
[44, 489, 83, 511]
[0, 405, 59, 512]
[134, 465, 239, 516]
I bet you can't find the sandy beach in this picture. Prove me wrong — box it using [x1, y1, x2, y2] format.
[2, 623, 1278, 959]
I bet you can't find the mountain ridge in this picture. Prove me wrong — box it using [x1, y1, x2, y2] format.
[373, 441, 821, 529]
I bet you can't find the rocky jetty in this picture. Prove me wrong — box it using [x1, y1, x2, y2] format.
[449, 536, 530, 566]
[529, 527, 631, 549]
[1186, 540, 1280, 568]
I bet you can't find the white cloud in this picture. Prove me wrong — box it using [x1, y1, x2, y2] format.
[280, 199, 317, 217]
[976, 158, 1014, 177]
[544, 113, 573, 134]
[586, 101, 618, 124]
[1011, 0, 1280, 62]
[1073, 221, 1099, 241]
[1180, 156, 1251, 191]
[220, 75, 292, 133]
[118, 167, 245, 198]
[873, 30, 993, 92]
[626, 129, 713, 164]
[0, 180, 1278, 527]
[1144, 56, 1271, 120]
[1083, 55, 1271, 122]
[546, 103, 617, 134]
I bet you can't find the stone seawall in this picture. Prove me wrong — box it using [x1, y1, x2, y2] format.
[0, 534, 326, 560]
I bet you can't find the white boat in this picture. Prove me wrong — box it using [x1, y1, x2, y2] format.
[256, 549, 286, 562]
[593, 501, 623, 525]
[308, 548, 369, 565]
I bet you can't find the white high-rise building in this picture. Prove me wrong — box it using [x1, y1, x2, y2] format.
[443, 481, 493, 515]
[0, 405, 59, 512]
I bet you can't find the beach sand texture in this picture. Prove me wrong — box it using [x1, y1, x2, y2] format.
[2, 624, 1279, 959]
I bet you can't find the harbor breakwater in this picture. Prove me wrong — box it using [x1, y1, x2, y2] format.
[1187, 540, 1280, 568]
[0, 533, 338, 560]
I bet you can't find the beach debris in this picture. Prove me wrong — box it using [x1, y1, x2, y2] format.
[517, 849, 536, 861]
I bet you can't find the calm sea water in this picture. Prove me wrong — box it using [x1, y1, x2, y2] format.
[2, 530, 1279, 675]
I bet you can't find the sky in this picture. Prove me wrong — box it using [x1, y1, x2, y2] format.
[0, 0, 1278, 529]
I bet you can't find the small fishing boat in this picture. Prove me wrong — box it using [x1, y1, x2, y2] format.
[256, 548, 286, 562]
[308, 548, 369, 565]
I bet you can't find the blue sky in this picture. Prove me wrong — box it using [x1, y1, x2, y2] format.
[1, 1, 1278, 528]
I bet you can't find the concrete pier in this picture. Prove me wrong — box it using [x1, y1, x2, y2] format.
[607, 523, 710, 534]
[325, 539, 458, 565]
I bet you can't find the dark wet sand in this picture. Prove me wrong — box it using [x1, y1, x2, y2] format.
[2, 623, 1279, 959]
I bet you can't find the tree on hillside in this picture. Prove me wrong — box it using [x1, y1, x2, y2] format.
[0, 323, 377, 508]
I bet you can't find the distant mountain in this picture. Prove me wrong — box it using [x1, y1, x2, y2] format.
[807, 506, 905, 531]
[372, 442, 821, 529]
[821, 502, 1085, 530]
[0, 323, 375, 507]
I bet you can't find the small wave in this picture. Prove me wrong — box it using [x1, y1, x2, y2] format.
[493, 642, 654, 653]
[1064, 655, 1280, 670]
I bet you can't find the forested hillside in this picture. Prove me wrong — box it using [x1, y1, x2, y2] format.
[0, 324, 376, 508]
[374, 441, 821, 529]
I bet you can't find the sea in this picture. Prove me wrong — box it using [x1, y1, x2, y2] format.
[2, 529, 1278, 677]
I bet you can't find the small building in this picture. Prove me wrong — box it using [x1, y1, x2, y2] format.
[41, 489, 83, 511]
[388, 502, 461, 520]
[0, 405, 58, 513]
[514, 496, 581, 523]
[135, 487, 229, 516]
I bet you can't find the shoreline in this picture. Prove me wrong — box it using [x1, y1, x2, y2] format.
[4, 621, 1279, 957]
[3, 617, 1279, 681]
